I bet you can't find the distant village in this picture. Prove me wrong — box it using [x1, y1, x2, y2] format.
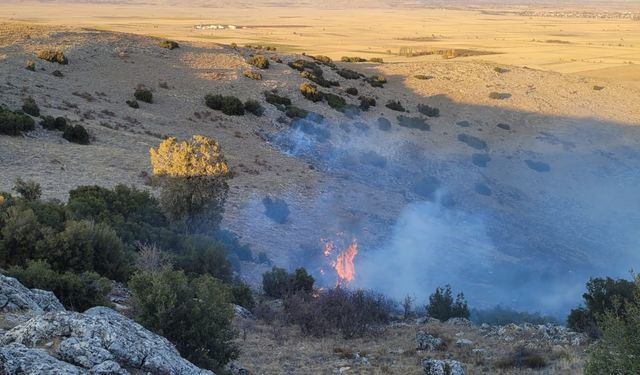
[194, 24, 246, 30]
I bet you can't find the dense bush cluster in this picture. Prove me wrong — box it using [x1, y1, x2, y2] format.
[63, 124, 90, 145]
[159, 40, 180, 50]
[369, 57, 384, 63]
[471, 306, 559, 326]
[40, 116, 67, 131]
[336, 68, 362, 80]
[244, 100, 265, 116]
[289, 59, 338, 87]
[247, 55, 270, 69]
[385, 100, 405, 112]
[205, 94, 245, 116]
[426, 285, 470, 321]
[358, 96, 376, 111]
[324, 93, 346, 111]
[299, 82, 323, 102]
[262, 266, 315, 298]
[0, 106, 35, 136]
[397, 115, 430, 131]
[37, 50, 68, 65]
[366, 75, 387, 88]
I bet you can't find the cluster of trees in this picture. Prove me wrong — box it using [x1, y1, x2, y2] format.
[0, 135, 253, 372]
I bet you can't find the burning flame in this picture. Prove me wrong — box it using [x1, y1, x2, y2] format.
[322, 237, 358, 286]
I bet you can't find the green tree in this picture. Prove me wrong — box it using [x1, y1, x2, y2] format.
[130, 269, 237, 371]
[13, 178, 41, 201]
[427, 285, 470, 321]
[568, 277, 637, 338]
[585, 276, 640, 375]
[0, 205, 55, 267]
[262, 266, 315, 298]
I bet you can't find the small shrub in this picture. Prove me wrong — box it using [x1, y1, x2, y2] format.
[366, 75, 387, 88]
[414, 74, 433, 80]
[311, 55, 334, 66]
[489, 92, 511, 100]
[37, 50, 68, 65]
[0, 107, 36, 135]
[300, 83, 323, 102]
[496, 346, 547, 369]
[41, 116, 67, 131]
[397, 115, 429, 131]
[52, 70, 64, 78]
[22, 97, 40, 117]
[63, 124, 90, 145]
[126, 100, 139, 109]
[324, 93, 347, 111]
[231, 283, 255, 310]
[341, 56, 367, 62]
[285, 106, 308, 119]
[370, 57, 384, 63]
[205, 94, 245, 116]
[345, 87, 358, 96]
[494, 67, 509, 73]
[244, 100, 264, 116]
[134, 88, 153, 103]
[385, 100, 405, 112]
[159, 40, 179, 50]
[593, 85, 605, 91]
[25, 60, 35, 71]
[13, 178, 41, 201]
[247, 55, 269, 69]
[336, 68, 361, 80]
[243, 70, 262, 80]
[358, 96, 376, 111]
[417, 104, 440, 117]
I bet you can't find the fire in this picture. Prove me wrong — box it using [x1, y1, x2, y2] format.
[322, 237, 358, 286]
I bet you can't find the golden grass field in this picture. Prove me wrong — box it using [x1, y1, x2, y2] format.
[1, 2, 639, 88]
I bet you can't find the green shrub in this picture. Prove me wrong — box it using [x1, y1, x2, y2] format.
[568, 277, 637, 338]
[130, 269, 237, 371]
[243, 70, 262, 80]
[341, 56, 367, 62]
[231, 283, 255, 310]
[63, 124, 90, 145]
[370, 57, 384, 63]
[174, 235, 232, 283]
[358, 96, 376, 111]
[37, 50, 68, 65]
[417, 104, 440, 117]
[205, 94, 245, 115]
[300, 82, 323, 102]
[262, 266, 314, 298]
[247, 55, 269, 69]
[494, 67, 509, 73]
[41, 116, 67, 130]
[345, 87, 358, 96]
[311, 55, 334, 67]
[285, 106, 308, 119]
[25, 60, 35, 71]
[22, 97, 40, 117]
[426, 285, 470, 321]
[244, 100, 265, 116]
[366, 75, 387, 88]
[585, 276, 640, 375]
[52, 70, 64, 78]
[593, 85, 605, 91]
[126, 100, 139, 109]
[264, 91, 292, 111]
[8, 260, 111, 311]
[159, 40, 179, 50]
[134, 88, 153, 103]
[336, 68, 361, 80]
[13, 178, 41, 201]
[385, 100, 405, 112]
[489, 92, 511, 100]
[324, 93, 347, 111]
[300, 71, 337, 88]
[0, 107, 36, 135]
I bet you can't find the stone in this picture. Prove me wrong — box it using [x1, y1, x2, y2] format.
[416, 331, 444, 351]
[422, 359, 465, 375]
[0, 342, 87, 375]
[444, 318, 472, 327]
[455, 339, 474, 349]
[0, 274, 64, 315]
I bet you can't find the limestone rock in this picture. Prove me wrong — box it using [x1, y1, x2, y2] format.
[0, 342, 87, 375]
[422, 359, 465, 375]
[0, 274, 64, 315]
[416, 330, 444, 351]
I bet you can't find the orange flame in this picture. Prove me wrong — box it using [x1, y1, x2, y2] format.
[322, 237, 358, 286]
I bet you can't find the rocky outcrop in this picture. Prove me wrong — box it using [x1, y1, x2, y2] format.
[416, 331, 444, 351]
[422, 359, 465, 375]
[479, 322, 588, 346]
[0, 274, 215, 375]
[0, 274, 64, 315]
[444, 317, 472, 327]
[1, 307, 214, 375]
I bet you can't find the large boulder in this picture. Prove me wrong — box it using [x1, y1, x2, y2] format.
[1, 306, 214, 375]
[422, 359, 465, 375]
[0, 274, 64, 314]
[416, 331, 445, 351]
[0, 342, 87, 375]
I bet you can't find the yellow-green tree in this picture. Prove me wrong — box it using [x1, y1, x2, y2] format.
[150, 135, 232, 233]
